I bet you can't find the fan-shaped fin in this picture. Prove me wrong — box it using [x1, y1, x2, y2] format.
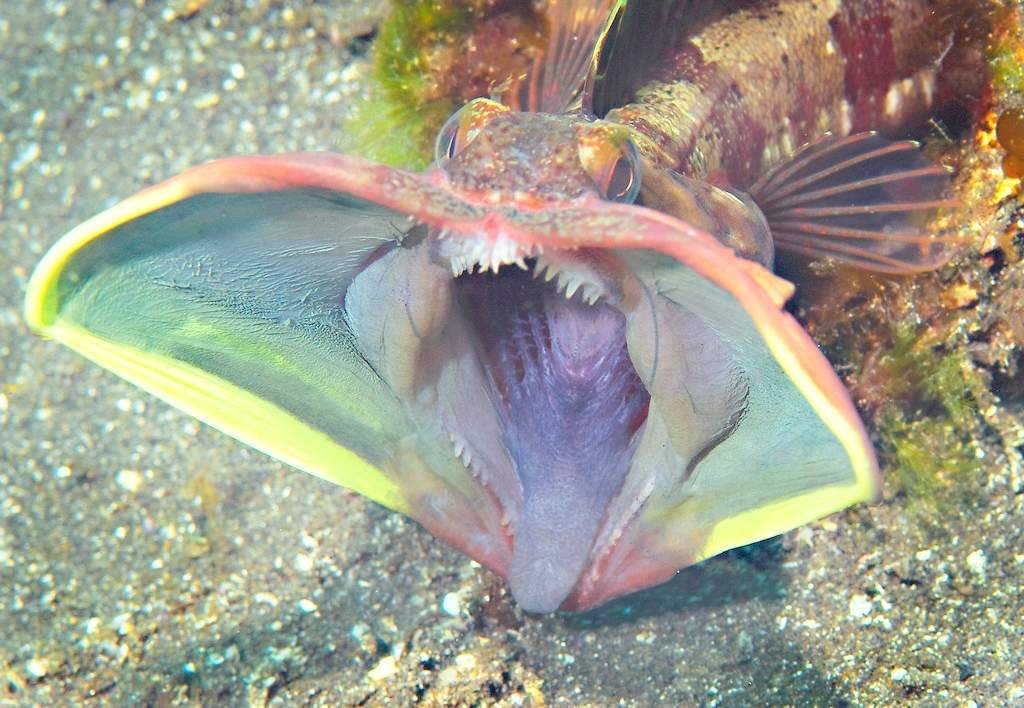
[586, 0, 723, 116]
[749, 132, 961, 274]
[505, 0, 623, 113]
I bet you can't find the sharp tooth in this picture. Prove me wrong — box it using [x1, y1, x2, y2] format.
[564, 279, 581, 299]
[544, 266, 558, 282]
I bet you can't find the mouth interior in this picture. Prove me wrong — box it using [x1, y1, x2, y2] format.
[454, 264, 650, 612]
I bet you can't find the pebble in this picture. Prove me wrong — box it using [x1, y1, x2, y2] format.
[24, 657, 49, 679]
[11, 142, 41, 173]
[848, 593, 873, 619]
[293, 552, 314, 573]
[966, 549, 987, 580]
[440, 592, 461, 617]
[115, 469, 143, 493]
[193, 91, 221, 109]
[368, 656, 398, 681]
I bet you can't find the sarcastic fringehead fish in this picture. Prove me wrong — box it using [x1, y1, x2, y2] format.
[25, 0, 979, 612]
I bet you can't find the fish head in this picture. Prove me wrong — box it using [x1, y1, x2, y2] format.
[27, 136, 878, 613]
[436, 98, 641, 208]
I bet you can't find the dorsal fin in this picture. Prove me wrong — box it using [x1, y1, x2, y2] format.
[585, 0, 724, 116]
[504, 0, 623, 113]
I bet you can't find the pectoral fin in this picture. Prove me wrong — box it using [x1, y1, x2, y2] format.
[749, 132, 961, 274]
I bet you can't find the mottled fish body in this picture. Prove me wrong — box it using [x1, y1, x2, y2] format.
[611, 0, 961, 185]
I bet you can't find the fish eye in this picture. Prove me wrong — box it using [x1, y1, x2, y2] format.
[435, 109, 465, 164]
[603, 142, 641, 203]
[577, 126, 642, 203]
[434, 98, 510, 167]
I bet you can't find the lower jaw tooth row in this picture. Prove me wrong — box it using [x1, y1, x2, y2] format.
[533, 256, 608, 305]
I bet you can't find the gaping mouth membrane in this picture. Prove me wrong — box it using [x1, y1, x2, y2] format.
[448, 253, 652, 611]
[352, 228, 750, 612]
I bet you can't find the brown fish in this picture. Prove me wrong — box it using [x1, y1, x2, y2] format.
[25, 0, 982, 612]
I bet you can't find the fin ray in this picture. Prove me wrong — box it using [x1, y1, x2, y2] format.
[586, 0, 724, 115]
[750, 132, 960, 274]
[507, 0, 622, 112]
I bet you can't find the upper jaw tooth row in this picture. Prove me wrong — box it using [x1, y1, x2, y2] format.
[437, 230, 544, 276]
[434, 232, 611, 305]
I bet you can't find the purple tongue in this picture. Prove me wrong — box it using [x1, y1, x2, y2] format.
[458, 269, 649, 612]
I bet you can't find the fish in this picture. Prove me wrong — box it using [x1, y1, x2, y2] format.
[24, 0, 982, 613]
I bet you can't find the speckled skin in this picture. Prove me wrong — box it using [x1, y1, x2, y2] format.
[609, 0, 966, 187]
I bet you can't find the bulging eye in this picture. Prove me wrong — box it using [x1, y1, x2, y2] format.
[434, 98, 510, 166]
[602, 141, 641, 203]
[577, 126, 642, 203]
[435, 108, 465, 164]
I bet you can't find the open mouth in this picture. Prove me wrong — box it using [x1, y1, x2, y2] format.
[454, 260, 651, 611]
[30, 156, 879, 614]
[348, 227, 753, 612]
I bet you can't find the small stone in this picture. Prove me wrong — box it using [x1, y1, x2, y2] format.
[24, 657, 49, 679]
[11, 142, 41, 173]
[293, 553, 314, 573]
[848, 593, 873, 619]
[368, 656, 398, 681]
[116, 469, 143, 493]
[297, 598, 317, 614]
[891, 667, 908, 682]
[253, 592, 278, 607]
[112, 612, 134, 636]
[440, 592, 461, 617]
[966, 549, 986, 580]
[454, 653, 476, 670]
[635, 629, 656, 644]
[193, 92, 220, 109]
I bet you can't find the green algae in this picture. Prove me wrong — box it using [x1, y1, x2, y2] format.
[988, 6, 1024, 98]
[882, 416, 981, 510]
[344, 0, 545, 168]
[345, 0, 474, 168]
[867, 320, 986, 511]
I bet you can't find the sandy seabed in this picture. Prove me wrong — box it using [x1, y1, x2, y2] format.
[1, 1, 1022, 705]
